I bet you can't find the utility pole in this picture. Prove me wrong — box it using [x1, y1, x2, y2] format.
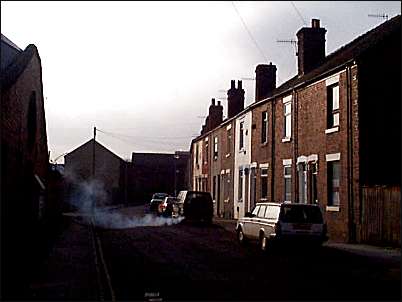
[174, 154, 180, 196]
[92, 126, 96, 215]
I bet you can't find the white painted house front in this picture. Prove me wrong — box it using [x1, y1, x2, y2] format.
[233, 111, 252, 219]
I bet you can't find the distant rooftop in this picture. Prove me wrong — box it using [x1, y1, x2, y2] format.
[1, 33, 22, 51]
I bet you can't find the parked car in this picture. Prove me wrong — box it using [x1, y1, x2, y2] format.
[175, 190, 213, 223]
[149, 193, 169, 213]
[158, 196, 179, 217]
[236, 202, 328, 251]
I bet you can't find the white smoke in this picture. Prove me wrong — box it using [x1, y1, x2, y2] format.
[60, 168, 184, 229]
[94, 210, 184, 229]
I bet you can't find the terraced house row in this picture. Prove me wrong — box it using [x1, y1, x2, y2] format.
[190, 16, 401, 244]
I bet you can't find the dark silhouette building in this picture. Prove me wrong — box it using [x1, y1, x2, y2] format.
[1, 34, 50, 298]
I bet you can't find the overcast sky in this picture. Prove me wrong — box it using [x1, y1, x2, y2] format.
[1, 1, 400, 162]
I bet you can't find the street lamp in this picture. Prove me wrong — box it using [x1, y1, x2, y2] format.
[174, 154, 180, 196]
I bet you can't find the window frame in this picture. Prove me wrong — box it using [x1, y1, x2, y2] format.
[260, 167, 268, 200]
[282, 96, 292, 141]
[327, 160, 340, 207]
[238, 169, 243, 202]
[327, 84, 340, 129]
[261, 111, 268, 144]
[239, 121, 244, 150]
[226, 128, 231, 156]
[284, 165, 292, 202]
[213, 136, 218, 159]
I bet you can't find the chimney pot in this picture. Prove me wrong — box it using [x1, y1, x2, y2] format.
[231, 80, 235, 89]
[238, 80, 242, 89]
[217, 100, 221, 106]
[212, 98, 215, 105]
[312, 19, 320, 28]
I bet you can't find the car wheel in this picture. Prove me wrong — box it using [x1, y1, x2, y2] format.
[237, 228, 246, 244]
[259, 233, 268, 252]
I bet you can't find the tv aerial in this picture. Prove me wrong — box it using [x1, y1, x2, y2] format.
[277, 39, 298, 56]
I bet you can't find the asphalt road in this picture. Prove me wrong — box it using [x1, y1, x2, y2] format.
[98, 217, 400, 301]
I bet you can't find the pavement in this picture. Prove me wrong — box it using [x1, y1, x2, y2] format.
[28, 216, 100, 300]
[213, 217, 401, 263]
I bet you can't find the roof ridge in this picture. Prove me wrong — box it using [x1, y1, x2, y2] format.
[1, 33, 23, 51]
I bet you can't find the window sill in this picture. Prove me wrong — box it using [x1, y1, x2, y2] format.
[260, 198, 268, 202]
[326, 206, 340, 212]
[214, 156, 218, 161]
[224, 199, 229, 203]
[282, 137, 291, 143]
[239, 149, 246, 154]
[260, 142, 268, 147]
[226, 153, 231, 158]
[325, 126, 339, 134]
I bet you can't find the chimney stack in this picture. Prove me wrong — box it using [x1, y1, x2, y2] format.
[208, 98, 223, 130]
[296, 19, 327, 76]
[227, 80, 245, 118]
[255, 62, 277, 102]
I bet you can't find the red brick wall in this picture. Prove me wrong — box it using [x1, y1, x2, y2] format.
[251, 102, 273, 202]
[273, 94, 294, 203]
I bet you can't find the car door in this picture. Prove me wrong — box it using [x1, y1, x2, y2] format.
[262, 205, 280, 237]
[243, 205, 260, 237]
[249, 205, 266, 239]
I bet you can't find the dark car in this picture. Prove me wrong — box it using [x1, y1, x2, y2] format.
[175, 190, 213, 223]
[158, 196, 180, 217]
[149, 193, 169, 213]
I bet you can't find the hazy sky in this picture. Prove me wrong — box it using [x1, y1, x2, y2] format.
[1, 1, 400, 162]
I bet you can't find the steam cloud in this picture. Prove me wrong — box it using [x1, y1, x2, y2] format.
[61, 168, 184, 229]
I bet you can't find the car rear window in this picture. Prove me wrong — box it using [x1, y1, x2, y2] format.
[187, 192, 212, 202]
[280, 205, 323, 224]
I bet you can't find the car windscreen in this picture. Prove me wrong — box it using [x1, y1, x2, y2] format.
[280, 205, 323, 224]
[153, 193, 168, 199]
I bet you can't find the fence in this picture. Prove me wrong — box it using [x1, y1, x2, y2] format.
[361, 185, 400, 247]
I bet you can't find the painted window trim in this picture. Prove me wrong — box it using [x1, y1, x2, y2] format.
[325, 126, 339, 134]
[225, 153, 231, 158]
[326, 153, 341, 162]
[325, 74, 340, 86]
[282, 95, 292, 103]
[282, 159, 292, 166]
[326, 206, 340, 212]
[226, 124, 232, 130]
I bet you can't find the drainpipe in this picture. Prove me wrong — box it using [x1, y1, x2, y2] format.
[271, 99, 275, 201]
[346, 64, 356, 243]
[293, 89, 298, 203]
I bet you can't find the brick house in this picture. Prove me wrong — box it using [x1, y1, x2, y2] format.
[190, 16, 400, 244]
[1, 34, 50, 298]
[128, 151, 190, 203]
[64, 139, 126, 207]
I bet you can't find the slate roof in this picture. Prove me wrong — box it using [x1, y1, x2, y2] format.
[267, 14, 401, 99]
[1, 33, 22, 51]
[65, 139, 124, 162]
[0, 43, 40, 91]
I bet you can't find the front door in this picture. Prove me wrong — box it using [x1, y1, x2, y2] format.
[245, 168, 250, 213]
[250, 167, 257, 210]
[298, 163, 307, 204]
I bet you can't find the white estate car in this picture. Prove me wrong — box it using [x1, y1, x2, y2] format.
[236, 202, 328, 251]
